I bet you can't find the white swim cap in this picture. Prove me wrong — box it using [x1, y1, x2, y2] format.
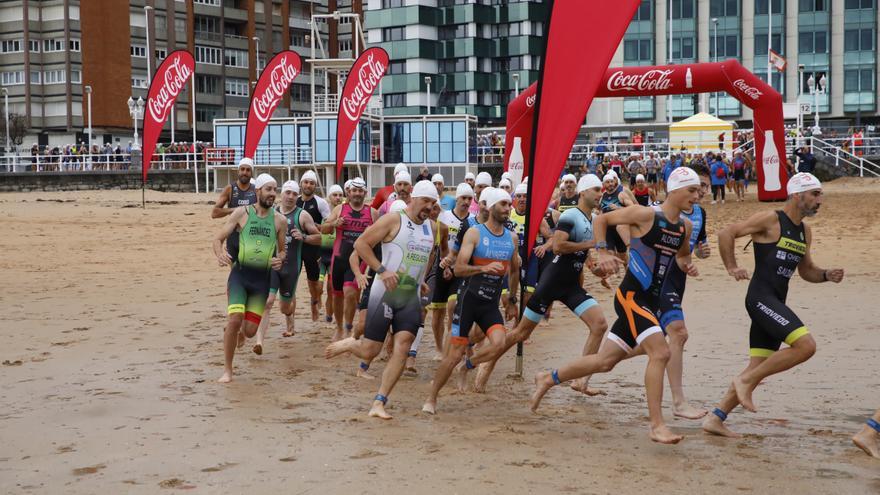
[389, 199, 407, 213]
[499, 178, 512, 189]
[301, 170, 318, 183]
[239, 157, 254, 168]
[602, 173, 616, 183]
[514, 183, 528, 196]
[667, 167, 701, 192]
[577, 174, 602, 193]
[562, 173, 577, 183]
[501, 171, 511, 181]
[281, 180, 300, 194]
[328, 184, 343, 195]
[456, 183, 475, 198]
[349, 177, 367, 190]
[254, 173, 277, 189]
[411, 180, 439, 201]
[475, 172, 492, 187]
[344, 179, 352, 190]
[464, 172, 476, 181]
[482, 187, 510, 209]
[636, 174, 645, 182]
[394, 163, 408, 175]
[395, 171, 412, 184]
[786, 172, 822, 195]
[431, 173, 444, 184]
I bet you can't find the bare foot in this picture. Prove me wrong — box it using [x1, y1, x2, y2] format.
[368, 401, 392, 420]
[474, 363, 492, 393]
[356, 368, 375, 380]
[331, 329, 343, 342]
[252, 343, 263, 355]
[282, 329, 295, 338]
[236, 331, 246, 349]
[570, 378, 606, 397]
[732, 376, 757, 412]
[217, 371, 233, 383]
[530, 372, 555, 413]
[702, 414, 741, 438]
[432, 353, 443, 362]
[649, 424, 683, 444]
[421, 401, 436, 415]
[310, 300, 319, 322]
[325, 337, 356, 359]
[455, 364, 470, 392]
[673, 403, 708, 420]
[852, 427, 880, 458]
[404, 366, 418, 377]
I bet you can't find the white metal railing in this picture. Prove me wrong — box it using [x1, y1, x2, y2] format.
[313, 94, 338, 113]
[810, 137, 880, 178]
[0, 152, 203, 173]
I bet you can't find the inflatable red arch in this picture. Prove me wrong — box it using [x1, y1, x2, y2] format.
[504, 59, 789, 202]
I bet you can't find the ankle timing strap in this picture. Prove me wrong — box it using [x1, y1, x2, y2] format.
[465, 358, 475, 370]
[712, 408, 728, 422]
[868, 418, 880, 433]
[551, 370, 561, 385]
[374, 394, 387, 405]
[359, 362, 369, 371]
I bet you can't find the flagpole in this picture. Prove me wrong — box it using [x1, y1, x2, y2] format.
[192, 76, 199, 194]
[766, 6, 772, 85]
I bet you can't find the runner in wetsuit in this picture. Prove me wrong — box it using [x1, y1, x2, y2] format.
[422, 187, 519, 414]
[212, 173, 286, 383]
[211, 158, 257, 261]
[473, 175, 608, 393]
[320, 184, 344, 322]
[253, 180, 321, 354]
[429, 183, 474, 356]
[325, 181, 439, 420]
[600, 172, 635, 256]
[554, 174, 579, 212]
[297, 170, 332, 322]
[530, 167, 704, 445]
[321, 177, 378, 341]
[703, 173, 844, 438]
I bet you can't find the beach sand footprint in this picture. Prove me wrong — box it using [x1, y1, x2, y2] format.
[72, 463, 106, 476]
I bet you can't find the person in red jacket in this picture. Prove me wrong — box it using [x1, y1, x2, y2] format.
[371, 163, 409, 209]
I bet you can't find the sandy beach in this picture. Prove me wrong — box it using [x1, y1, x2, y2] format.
[1, 179, 879, 494]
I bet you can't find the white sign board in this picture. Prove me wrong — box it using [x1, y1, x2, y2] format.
[782, 102, 799, 119]
[799, 102, 812, 114]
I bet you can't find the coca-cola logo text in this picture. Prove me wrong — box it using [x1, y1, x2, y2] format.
[147, 54, 193, 123]
[341, 53, 386, 122]
[525, 94, 536, 108]
[251, 55, 299, 123]
[606, 69, 674, 92]
[733, 79, 762, 101]
[763, 153, 779, 166]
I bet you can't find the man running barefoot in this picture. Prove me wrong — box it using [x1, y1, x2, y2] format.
[320, 184, 344, 323]
[213, 174, 286, 383]
[422, 187, 519, 415]
[297, 171, 332, 321]
[322, 178, 378, 341]
[325, 182, 438, 419]
[473, 175, 608, 394]
[853, 408, 880, 459]
[254, 180, 321, 353]
[702, 173, 844, 437]
[530, 168, 704, 445]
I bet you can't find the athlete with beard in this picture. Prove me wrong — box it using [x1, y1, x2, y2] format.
[320, 184, 345, 322]
[297, 170, 332, 322]
[213, 174, 286, 383]
[703, 173, 844, 438]
[212, 157, 257, 261]
[325, 182, 439, 419]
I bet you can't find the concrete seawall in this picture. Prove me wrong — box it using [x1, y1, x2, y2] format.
[0, 170, 200, 193]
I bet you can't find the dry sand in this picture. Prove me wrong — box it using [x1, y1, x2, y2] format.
[1, 179, 879, 494]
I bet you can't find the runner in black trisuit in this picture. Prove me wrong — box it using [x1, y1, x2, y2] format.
[297, 170, 332, 322]
[702, 172, 844, 438]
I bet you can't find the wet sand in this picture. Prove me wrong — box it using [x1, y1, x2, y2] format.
[1, 179, 879, 493]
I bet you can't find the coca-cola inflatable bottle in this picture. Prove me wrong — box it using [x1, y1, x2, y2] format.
[762, 130, 782, 191]
[508, 136, 524, 189]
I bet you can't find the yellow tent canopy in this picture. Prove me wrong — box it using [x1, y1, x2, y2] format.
[669, 112, 735, 152]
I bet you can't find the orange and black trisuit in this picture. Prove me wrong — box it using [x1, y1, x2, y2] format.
[607, 206, 686, 352]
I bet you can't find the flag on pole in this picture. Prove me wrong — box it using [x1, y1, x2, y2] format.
[769, 49, 786, 72]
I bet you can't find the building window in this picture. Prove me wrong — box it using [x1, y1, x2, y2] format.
[798, 0, 826, 12]
[844, 69, 874, 92]
[386, 61, 406, 75]
[224, 49, 248, 68]
[43, 39, 65, 53]
[671, 0, 695, 19]
[801, 70, 827, 93]
[755, 33, 783, 55]
[844, 29, 875, 52]
[672, 36, 695, 59]
[709, 0, 738, 17]
[624, 39, 652, 63]
[844, 0, 874, 8]
[439, 57, 468, 73]
[69, 38, 80, 52]
[196, 75, 219, 94]
[196, 105, 222, 123]
[385, 122, 424, 163]
[132, 73, 148, 88]
[71, 70, 81, 84]
[798, 31, 827, 54]
[1, 71, 24, 86]
[755, 0, 783, 14]
[439, 24, 467, 40]
[338, 40, 351, 52]
[709, 35, 739, 59]
[225, 78, 249, 97]
[1, 39, 22, 53]
[194, 0, 221, 6]
[30, 71, 41, 84]
[382, 0, 404, 7]
[195, 45, 222, 65]
[384, 93, 405, 107]
[439, 91, 468, 106]
[155, 48, 167, 60]
[131, 44, 147, 58]
[29, 39, 40, 53]
[624, 96, 654, 120]
[382, 27, 405, 42]
[290, 83, 311, 102]
[426, 121, 467, 163]
[633, 0, 652, 20]
[43, 69, 66, 85]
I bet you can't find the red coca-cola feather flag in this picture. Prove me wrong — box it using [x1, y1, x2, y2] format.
[244, 51, 302, 160]
[142, 50, 194, 180]
[336, 47, 388, 179]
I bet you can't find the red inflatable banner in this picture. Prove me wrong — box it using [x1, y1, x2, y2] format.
[525, 0, 640, 257]
[508, 60, 789, 215]
[336, 47, 388, 179]
[142, 50, 194, 180]
[244, 50, 302, 160]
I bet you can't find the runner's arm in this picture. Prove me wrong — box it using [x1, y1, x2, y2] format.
[454, 228, 500, 278]
[718, 210, 776, 279]
[551, 228, 592, 254]
[798, 223, 844, 283]
[439, 223, 449, 259]
[273, 212, 287, 264]
[320, 205, 342, 234]
[211, 185, 233, 218]
[299, 211, 322, 246]
[507, 231, 521, 298]
[354, 213, 395, 272]
[212, 207, 244, 263]
[675, 220, 697, 275]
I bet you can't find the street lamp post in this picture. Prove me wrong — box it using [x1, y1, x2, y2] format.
[807, 74, 826, 135]
[253, 37, 262, 76]
[425, 75, 432, 115]
[797, 64, 805, 133]
[128, 96, 145, 150]
[2, 87, 9, 161]
[712, 17, 719, 116]
[144, 6, 153, 79]
[512, 72, 520, 97]
[85, 85, 92, 164]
